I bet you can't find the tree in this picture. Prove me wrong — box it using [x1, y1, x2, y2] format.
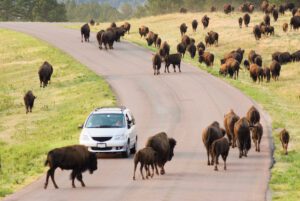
[120, 3, 133, 18]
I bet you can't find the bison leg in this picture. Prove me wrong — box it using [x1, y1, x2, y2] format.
[154, 164, 159, 175]
[285, 144, 288, 155]
[140, 163, 145, 180]
[150, 164, 155, 178]
[214, 156, 218, 171]
[206, 147, 211, 165]
[222, 153, 228, 170]
[160, 166, 165, 175]
[81, 34, 83, 43]
[178, 64, 181, 72]
[76, 173, 85, 187]
[173, 64, 176, 72]
[49, 168, 58, 189]
[71, 170, 77, 188]
[145, 165, 150, 179]
[133, 160, 138, 180]
[44, 168, 51, 189]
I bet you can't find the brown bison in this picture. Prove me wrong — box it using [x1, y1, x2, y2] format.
[181, 35, 191, 47]
[152, 53, 162, 75]
[264, 14, 271, 26]
[243, 13, 251, 27]
[224, 109, 240, 148]
[246, 106, 260, 126]
[146, 132, 176, 175]
[244, 60, 250, 70]
[211, 6, 217, 12]
[279, 5, 285, 15]
[187, 43, 197, 59]
[290, 16, 300, 30]
[24, 90, 36, 114]
[283, 23, 288, 32]
[202, 121, 226, 165]
[224, 4, 234, 14]
[121, 22, 131, 34]
[139, 26, 149, 38]
[205, 31, 219, 46]
[263, 67, 271, 82]
[253, 25, 262, 40]
[192, 19, 198, 32]
[156, 37, 162, 48]
[146, 31, 158, 47]
[250, 64, 263, 83]
[159, 41, 170, 58]
[238, 17, 243, 28]
[234, 117, 251, 158]
[291, 50, 300, 62]
[80, 23, 90, 42]
[133, 147, 158, 180]
[180, 23, 188, 36]
[261, 1, 269, 13]
[273, 9, 279, 21]
[196, 42, 205, 52]
[219, 58, 240, 79]
[272, 52, 291, 64]
[110, 22, 117, 28]
[270, 60, 281, 81]
[222, 48, 244, 64]
[279, 129, 290, 155]
[38, 61, 53, 88]
[251, 122, 263, 152]
[211, 137, 230, 171]
[165, 53, 182, 73]
[177, 42, 186, 58]
[202, 15, 210, 29]
[180, 7, 187, 13]
[198, 49, 214, 67]
[44, 145, 97, 189]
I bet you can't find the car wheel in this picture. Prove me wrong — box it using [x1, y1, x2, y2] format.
[130, 137, 137, 154]
[122, 141, 131, 158]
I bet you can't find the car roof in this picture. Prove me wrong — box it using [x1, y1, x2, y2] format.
[91, 106, 127, 115]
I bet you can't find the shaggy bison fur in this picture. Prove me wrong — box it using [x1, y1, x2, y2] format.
[251, 122, 263, 152]
[24, 90, 36, 114]
[81, 23, 90, 42]
[180, 23, 188, 36]
[152, 53, 162, 75]
[234, 117, 251, 158]
[133, 147, 158, 180]
[165, 53, 182, 73]
[246, 106, 260, 126]
[224, 109, 240, 148]
[211, 137, 230, 171]
[192, 19, 198, 32]
[280, 129, 290, 155]
[38, 61, 53, 88]
[270, 60, 281, 81]
[199, 49, 214, 67]
[139, 26, 149, 38]
[44, 145, 97, 189]
[145, 132, 176, 175]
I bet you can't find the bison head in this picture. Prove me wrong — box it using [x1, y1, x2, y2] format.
[88, 153, 98, 174]
[168, 138, 177, 161]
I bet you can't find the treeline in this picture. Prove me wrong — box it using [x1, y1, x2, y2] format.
[0, 0, 67, 21]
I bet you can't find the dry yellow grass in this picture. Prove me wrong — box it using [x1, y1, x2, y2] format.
[66, 11, 299, 200]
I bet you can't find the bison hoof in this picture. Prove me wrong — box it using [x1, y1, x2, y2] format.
[214, 167, 218, 171]
[44, 184, 48, 189]
[160, 170, 165, 175]
[54, 185, 58, 189]
[133, 177, 135, 180]
[207, 161, 211, 166]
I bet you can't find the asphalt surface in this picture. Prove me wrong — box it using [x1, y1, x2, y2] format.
[1, 23, 272, 201]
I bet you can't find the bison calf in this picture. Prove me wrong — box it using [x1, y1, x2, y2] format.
[24, 90, 36, 114]
[251, 122, 263, 152]
[211, 137, 230, 171]
[280, 129, 290, 155]
[44, 145, 97, 189]
[133, 147, 158, 180]
[152, 53, 162, 75]
[165, 53, 182, 73]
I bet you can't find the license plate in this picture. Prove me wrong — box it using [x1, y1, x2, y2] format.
[97, 143, 106, 148]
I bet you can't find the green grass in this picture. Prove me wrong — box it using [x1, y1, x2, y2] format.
[66, 11, 300, 200]
[0, 29, 115, 198]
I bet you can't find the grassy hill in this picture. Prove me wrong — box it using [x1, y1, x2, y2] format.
[0, 29, 115, 198]
[66, 11, 300, 201]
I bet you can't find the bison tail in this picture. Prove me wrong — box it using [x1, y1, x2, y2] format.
[44, 158, 49, 166]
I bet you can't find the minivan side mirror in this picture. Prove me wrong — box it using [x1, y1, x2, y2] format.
[127, 120, 132, 129]
[78, 124, 84, 129]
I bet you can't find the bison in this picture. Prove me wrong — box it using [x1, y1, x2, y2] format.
[290, 16, 300, 30]
[279, 129, 290, 155]
[243, 13, 251, 27]
[250, 64, 263, 83]
[211, 137, 230, 171]
[205, 31, 219, 46]
[253, 25, 262, 40]
[145, 132, 176, 175]
[246, 106, 260, 126]
[152, 53, 162, 75]
[156, 37, 162, 48]
[279, 5, 285, 15]
[121, 22, 131, 34]
[291, 50, 300, 62]
[159, 41, 170, 58]
[211, 6, 217, 12]
[192, 19, 198, 32]
[181, 35, 191, 47]
[234, 117, 251, 158]
[196, 42, 205, 52]
[139, 26, 149, 38]
[251, 122, 263, 152]
[198, 49, 214, 67]
[165, 53, 182, 73]
[177, 42, 186, 58]
[201, 15, 210, 29]
[187, 43, 196, 59]
[180, 23, 188, 36]
[146, 31, 158, 47]
[244, 60, 250, 70]
[24, 90, 36, 114]
[264, 14, 271, 26]
[202, 121, 226, 165]
[219, 58, 240, 79]
[44, 145, 97, 189]
[283, 23, 288, 32]
[133, 147, 158, 180]
[38, 61, 53, 88]
[224, 109, 240, 148]
[224, 4, 234, 14]
[238, 17, 243, 28]
[273, 9, 279, 21]
[263, 67, 271, 82]
[272, 52, 291, 64]
[97, 30, 116, 50]
[80, 23, 90, 42]
[270, 60, 281, 81]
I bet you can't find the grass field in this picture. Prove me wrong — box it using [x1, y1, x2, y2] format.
[0, 29, 115, 198]
[66, 11, 300, 201]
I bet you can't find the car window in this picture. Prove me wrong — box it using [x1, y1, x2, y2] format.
[85, 113, 125, 128]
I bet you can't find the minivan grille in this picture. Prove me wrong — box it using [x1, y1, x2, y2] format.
[92, 137, 112, 142]
[91, 147, 112, 151]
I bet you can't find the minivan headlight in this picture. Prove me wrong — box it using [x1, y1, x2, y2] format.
[81, 134, 90, 141]
[114, 134, 126, 140]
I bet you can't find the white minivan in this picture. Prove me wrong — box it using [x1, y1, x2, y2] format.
[79, 106, 137, 158]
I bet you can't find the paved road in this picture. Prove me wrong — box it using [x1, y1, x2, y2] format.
[1, 23, 272, 201]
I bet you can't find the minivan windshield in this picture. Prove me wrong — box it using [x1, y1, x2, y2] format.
[85, 113, 125, 128]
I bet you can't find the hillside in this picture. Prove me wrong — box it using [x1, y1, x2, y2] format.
[67, 11, 300, 201]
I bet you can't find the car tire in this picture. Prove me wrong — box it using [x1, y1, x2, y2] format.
[122, 141, 131, 158]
